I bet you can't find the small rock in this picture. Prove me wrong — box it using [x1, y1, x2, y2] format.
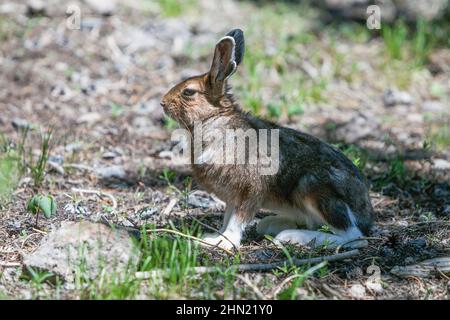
[139, 207, 158, 220]
[64, 203, 89, 216]
[64, 142, 83, 153]
[48, 161, 65, 175]
[397, 220, 409, 227]
[102, 150, 121, 159]
[85, 0, 116, 16]
[408, 238, 427, 248]
[186, 190, 225, 212]
[383, 89, 413, 107]
[423, 100, 445, 112]
[11, 118, 31, 130]
[95, 165, 126, 179]
[432, 159, 450, 171]
[348, 284, 366, 299]
[22, 221, 139, 281]
[158, 150, 173, 159]
[334, 115, 380, 143]
[26, 0, 46, 16]
[50, 84, 73, 99]
[114, 27, 156, 53]
[77, 112, 102, 124]
[48, 155, 64, 165]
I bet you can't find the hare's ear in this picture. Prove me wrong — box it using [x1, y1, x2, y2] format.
[226, 28, 245, 65]
[208, 29, 245, 95]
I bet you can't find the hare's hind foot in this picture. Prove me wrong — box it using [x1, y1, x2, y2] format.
[273, 226, 368, 249]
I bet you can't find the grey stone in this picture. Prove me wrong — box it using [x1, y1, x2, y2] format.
[186, 190, 225, 212]
[95, 165, 126, 179]
[26, 0, 46, 16]
[48, 155, 64, 165]
[423, 101, 445, 112]
[139, 207, 158, 220]
[64, 203, 89, 216]
[383, 89, 413, 107]
[77, 112, 102, 125]
[64, 142, 83, 153]
[23, 221, 139, 281]
[11, 118, 31, 130]
[102, 150, 122, 159]
[432, 159, 450, 171]
[408, 238, 427, 248]
[114, 27, 157, 54]
[335, 115, 380, 143]
[348, 284, 366, 299]
[85, 0, 116, 16]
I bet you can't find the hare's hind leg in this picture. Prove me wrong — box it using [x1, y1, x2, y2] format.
[274, 197, 368, 249]
[256, 216, 298, 237]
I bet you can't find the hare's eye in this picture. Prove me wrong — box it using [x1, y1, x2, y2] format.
[182, 88, 196, 97]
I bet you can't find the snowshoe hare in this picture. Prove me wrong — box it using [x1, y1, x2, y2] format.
[161, 29, 374, 251]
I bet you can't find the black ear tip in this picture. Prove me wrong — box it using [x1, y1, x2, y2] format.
[226, 28, 244, 41]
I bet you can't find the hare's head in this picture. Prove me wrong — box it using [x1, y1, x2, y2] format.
[161, 29, 245, 128]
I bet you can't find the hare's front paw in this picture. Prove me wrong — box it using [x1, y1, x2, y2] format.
[202, 233, 238, 251]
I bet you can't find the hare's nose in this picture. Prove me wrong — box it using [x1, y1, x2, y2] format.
[160, 100, 166, 108]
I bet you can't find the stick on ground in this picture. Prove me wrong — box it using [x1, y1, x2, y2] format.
[135, 249, 360, 279]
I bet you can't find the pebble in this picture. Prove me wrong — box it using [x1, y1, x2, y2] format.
[77, 112, 102, 124]
[408, 238, 427, 248]
[26, 0, 46, 16]
[85, 0, 116, 16]
[11, 118, 31, 130]
[348, 284, 366, 299]
[423, 100, 445, 112]
[94, 165, 126, 179]
[139, 207, 158, 220]
[432, 159, 450, 171]
[383, 89, 413, 107]
[102, 150, 122, 159]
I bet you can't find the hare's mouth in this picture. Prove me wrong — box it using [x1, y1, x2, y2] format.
[163, 106, 173, 117]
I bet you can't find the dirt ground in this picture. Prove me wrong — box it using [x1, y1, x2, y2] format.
[0, 0, 449, 299]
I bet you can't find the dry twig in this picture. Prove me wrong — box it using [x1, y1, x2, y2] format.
[135, 249, 360, 280]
